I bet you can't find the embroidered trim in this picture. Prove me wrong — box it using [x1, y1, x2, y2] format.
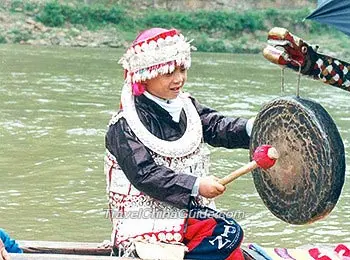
[119, 30, 195, 84]
[105, 145, 211, 247]
[121, 83, 202, 157]
[108, 112, 124, 126]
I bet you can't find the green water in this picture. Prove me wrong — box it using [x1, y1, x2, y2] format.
[1, 44, 349, 247]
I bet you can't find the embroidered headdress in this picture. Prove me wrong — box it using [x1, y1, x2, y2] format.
[119, 28, 195, 95]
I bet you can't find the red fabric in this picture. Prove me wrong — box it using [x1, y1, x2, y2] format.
[184, 217, 244, 260]
[309, 244, 350, 260]
[309, 248, 332, 260]
[226, 247, 244, 260]
[183, 218, 216, 251]
[133, 28, 178, 46]
[253, 145, 276, 169]
[334, 244, 350, 256]
[183, 207, 244, 260]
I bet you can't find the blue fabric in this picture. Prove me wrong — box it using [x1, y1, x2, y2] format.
[185, 206, 243, 260]
[306, 0, 350, 36]
[0, 229, 23, 253]
[317, 0, 332, 7]
[248, 243, 273, 260]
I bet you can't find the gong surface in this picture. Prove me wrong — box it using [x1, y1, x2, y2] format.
[250, 96, 345, 225]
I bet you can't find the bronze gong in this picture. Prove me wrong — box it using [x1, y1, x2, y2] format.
[250, 96, 345, 225]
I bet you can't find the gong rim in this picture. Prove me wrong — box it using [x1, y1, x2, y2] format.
[250, 96, 345, 225]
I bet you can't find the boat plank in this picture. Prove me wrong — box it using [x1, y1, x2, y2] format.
[18, 240, 111, 255]
[10, 253, 136, 260]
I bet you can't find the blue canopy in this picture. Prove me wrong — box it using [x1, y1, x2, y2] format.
[306, 0, 350, 36]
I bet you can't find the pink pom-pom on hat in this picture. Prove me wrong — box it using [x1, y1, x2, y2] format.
[131, 82, 145, 96]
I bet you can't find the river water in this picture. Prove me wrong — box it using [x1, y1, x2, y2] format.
[0, 44, 349, 247]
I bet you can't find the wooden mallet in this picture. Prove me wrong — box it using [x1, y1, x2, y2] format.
[219, 145, 279, 186]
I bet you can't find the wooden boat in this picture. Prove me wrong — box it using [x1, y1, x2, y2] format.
[10, 240, 135, 260]
[9, 240, 262, 260]
[9, 240, 350, 259]
[10, 254, 133, 260]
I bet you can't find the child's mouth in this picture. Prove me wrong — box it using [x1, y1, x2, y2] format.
[171, 86, 181, 92]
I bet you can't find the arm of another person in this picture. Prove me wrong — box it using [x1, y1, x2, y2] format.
[190, 97, 251, 148]
[0, 228, 23, 260]
[0, 239, 10, 260]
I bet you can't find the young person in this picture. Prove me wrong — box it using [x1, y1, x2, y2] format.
[105, 27, 253, 260]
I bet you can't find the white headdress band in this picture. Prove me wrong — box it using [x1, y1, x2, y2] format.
[118, 29, 195, 84]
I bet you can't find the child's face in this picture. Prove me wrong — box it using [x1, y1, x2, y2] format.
[144, 65, 187, 100]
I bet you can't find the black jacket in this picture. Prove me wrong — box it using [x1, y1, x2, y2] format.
[106, 94, 250, 209]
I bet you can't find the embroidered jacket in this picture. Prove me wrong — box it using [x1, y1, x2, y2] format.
[105, 93, 250, 246]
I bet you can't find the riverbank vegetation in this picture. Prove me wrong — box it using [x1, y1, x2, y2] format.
[0, 0, 348, 56]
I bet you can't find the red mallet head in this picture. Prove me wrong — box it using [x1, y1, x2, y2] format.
[253, 145, 279, 169]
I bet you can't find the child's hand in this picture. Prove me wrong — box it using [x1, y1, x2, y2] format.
[198, 176, 226, 198]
